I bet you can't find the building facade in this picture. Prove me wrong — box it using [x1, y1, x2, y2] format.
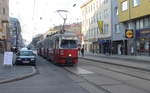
[81, 0, 124, 54]
[118, 0, 150, 56]
[9, 17, 23, 49]
[65, 23, 82, 44]
[0, 0, 9, 52]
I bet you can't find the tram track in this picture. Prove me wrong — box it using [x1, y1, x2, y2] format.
[63, 59, 150, 93]
[80, 58, 150, 82]
[63, 67, 112, 93]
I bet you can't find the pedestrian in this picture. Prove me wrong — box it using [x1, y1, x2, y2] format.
[81, 48, 84, 57]
[120, 46, 123, 55]
[78, 47, 81, 55]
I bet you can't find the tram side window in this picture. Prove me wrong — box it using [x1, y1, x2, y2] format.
[52, 40, 55, 49]
[61, 40, 77, 48]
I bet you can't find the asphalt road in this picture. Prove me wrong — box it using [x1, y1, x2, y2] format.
[0, 56, 89, 93]
[0, 56, 150, 93]
[64, 59, 150, 93]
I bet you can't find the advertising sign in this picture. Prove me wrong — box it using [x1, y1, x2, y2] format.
[125, 29, 134, 38]
[98, 21, 103, 33]
[3, 52, 13, 66]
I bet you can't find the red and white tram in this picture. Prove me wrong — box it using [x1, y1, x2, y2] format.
[38, 32, 79, 66]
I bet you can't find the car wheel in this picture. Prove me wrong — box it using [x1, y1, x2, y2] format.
[15, 62, 19, 65]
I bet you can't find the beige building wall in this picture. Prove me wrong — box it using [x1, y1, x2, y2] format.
[81, 0, 113, 52]
[0, 0, 9, 51]
[118, 0, 150, 22]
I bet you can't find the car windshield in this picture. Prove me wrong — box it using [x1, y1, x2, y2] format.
[60, 40, 77, 49]
[19, 51, 34, 56]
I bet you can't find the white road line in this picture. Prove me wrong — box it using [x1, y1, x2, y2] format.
[77, 68, 94, 75]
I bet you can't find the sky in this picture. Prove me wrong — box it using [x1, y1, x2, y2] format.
[9, 0, 88, 44]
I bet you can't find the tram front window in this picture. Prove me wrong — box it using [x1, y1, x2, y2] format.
[61, 40, 77, 49]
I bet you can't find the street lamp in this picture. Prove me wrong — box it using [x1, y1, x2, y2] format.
[56, 10, 69, 33]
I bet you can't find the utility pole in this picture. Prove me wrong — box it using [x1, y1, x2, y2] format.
[15, 26, 18, 50]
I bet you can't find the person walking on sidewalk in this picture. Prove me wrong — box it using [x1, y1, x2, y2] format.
[78, 47, 81, 55]
[81, 48, 84, 57]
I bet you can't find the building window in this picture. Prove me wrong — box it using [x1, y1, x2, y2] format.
[3, 8, 5, 15]
[96, 1, 98, 8]
[132, 0, 140, 7]
[140, 19, 144, 29]
[93, 3, 95, 11]
[91, 5, 92, 12]
[136, 20, 140, 29]
[104, 9, 108, 18]
[92, 29, 94, 37]
[143, 17, 149, 28]
[115, 24, 120, 33]
[88, 6, 90, 13]
[115, 7, 118, 15]
[97, 28, 99, 36]
[149, 16, 150, 27]
[104, 24, 109, 33]
[104, 0, 108, 4]
[98, 13, 101, 20]
[122, 1, 128, 11]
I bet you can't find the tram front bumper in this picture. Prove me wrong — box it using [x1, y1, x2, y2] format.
[58, 57, 78, 64]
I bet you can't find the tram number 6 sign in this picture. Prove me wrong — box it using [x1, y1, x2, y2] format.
[125, 29, 134, 38]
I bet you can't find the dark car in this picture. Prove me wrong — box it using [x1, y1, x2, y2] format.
[15, 50, 36, 66]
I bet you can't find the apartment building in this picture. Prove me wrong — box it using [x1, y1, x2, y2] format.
[81, 0, 124, 54]
[118, 0, 150, 55]
[9, 17, 23, 49]
[0, 0, 9, 52]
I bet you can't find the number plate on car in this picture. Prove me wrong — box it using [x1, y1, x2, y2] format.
[23, 61, 29, 63]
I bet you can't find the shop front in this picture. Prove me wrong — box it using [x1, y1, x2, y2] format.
[92, 40, 100, 54]
[98, 40, 111, 54]
[0, 40, 5, 53]
[136, 28, 150, 56]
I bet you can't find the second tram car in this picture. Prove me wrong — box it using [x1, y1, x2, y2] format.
[38, 32, 79, 66]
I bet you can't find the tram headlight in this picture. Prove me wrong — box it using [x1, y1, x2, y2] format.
[68, 54, 72, 57]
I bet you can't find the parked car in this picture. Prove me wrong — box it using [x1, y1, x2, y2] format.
[15, 50, 36, 66]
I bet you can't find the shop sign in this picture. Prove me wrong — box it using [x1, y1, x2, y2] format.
[125, 29, 134, 38]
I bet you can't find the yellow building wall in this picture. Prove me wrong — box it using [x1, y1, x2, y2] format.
[118, 0, 130, 22]
[131, 0, 150, 19]
[118, 0, 150, 22]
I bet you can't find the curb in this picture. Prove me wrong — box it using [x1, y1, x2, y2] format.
[80, 57, 150, 72]
[0, 66, 39, 84]
[85, 54, 150, 63]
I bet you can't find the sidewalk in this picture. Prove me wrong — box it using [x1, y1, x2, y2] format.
[85, 52, 150, 63]
[0, 53, 37, 84]
[80, 52, 150, 71]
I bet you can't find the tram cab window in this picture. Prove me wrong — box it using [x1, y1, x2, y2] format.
[60, 40, 77, 49]
[54, 38, 59, 49]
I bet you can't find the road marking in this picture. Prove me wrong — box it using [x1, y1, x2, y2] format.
[77, 68, 94, 75]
